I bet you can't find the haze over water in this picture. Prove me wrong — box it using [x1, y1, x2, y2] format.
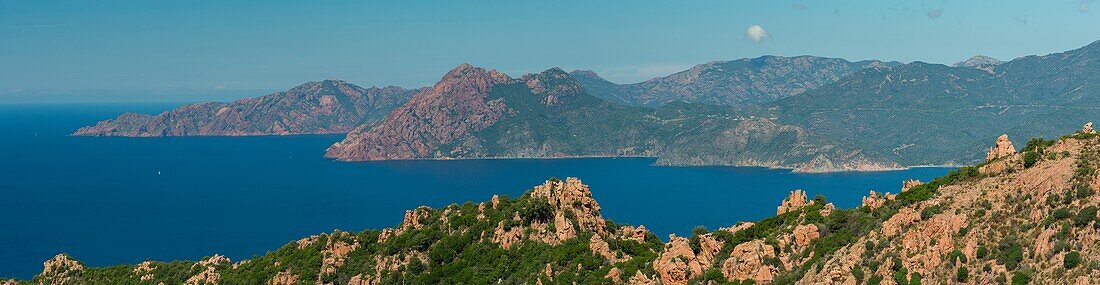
[0, 103, 951, 278]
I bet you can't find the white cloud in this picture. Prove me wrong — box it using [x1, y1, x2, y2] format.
[745, 25, 769, 42]
[926, 8, 943, 19]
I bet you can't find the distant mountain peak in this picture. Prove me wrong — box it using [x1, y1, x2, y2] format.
[568, 69, 602, 79]
[953, 55, 1002, 68]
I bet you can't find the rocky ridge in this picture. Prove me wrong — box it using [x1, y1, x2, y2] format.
[571, 55, 897, 107]
[72, 80, 418, 137]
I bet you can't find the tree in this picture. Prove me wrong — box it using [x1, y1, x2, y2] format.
[956, 267, 969, 282]
[1064, 251, 1082, 269]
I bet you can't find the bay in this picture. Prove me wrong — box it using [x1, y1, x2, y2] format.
[0, 103, 951, 278]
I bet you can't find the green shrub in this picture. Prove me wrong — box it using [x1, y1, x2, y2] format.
[1053, 208, 1073, 220]
[1011, 271, 1030, 285]
[908, 272, 921, 285]
[956, 267, 968, 282]
[1023, 151, 1040, 168]
[1075, 206, 1097, 227]
[893, 268, 908, 285]
[851, 265, 865, 283]
[867, 274, 883, 285]
[976, 245, 989, 259]
[996, 238, 1024, 270]
[1065, 251, 1082, 269]
[947, 249, 967, 264]
[920, 205, 942, 219]
[1022, 137, 1055, 153]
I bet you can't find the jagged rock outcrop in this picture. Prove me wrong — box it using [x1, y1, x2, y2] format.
[777, 189, 814, 215]
[861, 190, 895, 210]
[606, 268, 623, 284]
[986, 134, 1017, 161]
[721, 240, 779, 284]
[134, 261, 155, 281]
[319, 232, 359, 277]
[269, 271, 299, 285]
[531, 177, 607, 233]
[185, 255, 230, 285]
[1084, 122, 1095, 134]
[651, 233, 724, 285]
[820, 202, 836, 216]
[654, 235, 705, 285]
[590, 235, 629, 263]
[792, 224, 820, 247]
[881, 207, 920, 237]
[74, 80, 417, 137]
[628, 270, 656, 285]
[901, 179, 922, 192]
[38, 254, 84, 285]
[619, 225, 649, 243]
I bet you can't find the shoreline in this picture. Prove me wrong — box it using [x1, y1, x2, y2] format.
[336, 155, 959, 173]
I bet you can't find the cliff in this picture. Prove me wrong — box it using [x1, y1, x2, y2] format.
[12, 127, 1100, 284]
[72, 80, 418, 137]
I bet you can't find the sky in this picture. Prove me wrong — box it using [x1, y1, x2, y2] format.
[1, 0, 1099, 102]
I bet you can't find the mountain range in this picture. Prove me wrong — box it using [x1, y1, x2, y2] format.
[571, 56, 898, 107]
[14, 130, 1100, 284]
[74, 40, 1100, 172]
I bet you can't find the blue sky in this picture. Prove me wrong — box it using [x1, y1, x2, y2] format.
[1, 1, 1099, 102]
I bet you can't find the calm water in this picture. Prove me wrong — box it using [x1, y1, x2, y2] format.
[0, 103, 951, 278]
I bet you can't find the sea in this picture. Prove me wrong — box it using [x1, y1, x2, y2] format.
[0, 103, 952, 278]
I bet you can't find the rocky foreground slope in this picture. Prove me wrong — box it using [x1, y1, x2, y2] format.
[12, 127, 1100, 284]
[72, 80, 417, 136]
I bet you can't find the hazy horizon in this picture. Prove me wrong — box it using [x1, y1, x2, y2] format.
[3, 0, 1100, 103]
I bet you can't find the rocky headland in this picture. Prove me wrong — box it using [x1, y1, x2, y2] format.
[72, 80, 418, 137]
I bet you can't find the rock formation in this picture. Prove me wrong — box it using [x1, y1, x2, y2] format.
[861, 190, 895, 210]
[1084, 122, 1095, 134]
[792, 224, 820, 247]
[530, 177, 606, 233]
[185, 255, 230, 285]
[986, 134, 1016, 161]
[721, 240, 778, 284]
[654, 235, 705, 285]
[901, 179, 922, 192]
[38, 254, 84, 284]
[776, 189, 814, 215]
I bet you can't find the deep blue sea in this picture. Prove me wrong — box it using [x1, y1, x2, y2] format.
[0, 103, 951, 278]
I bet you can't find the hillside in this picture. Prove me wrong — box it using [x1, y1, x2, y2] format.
[326, 64, 890, 172]
[12, 127, 1100, 284]
[72, 80, 418, 136]
[571, 56, 895, 107]
[771, 40, 1100, 167]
